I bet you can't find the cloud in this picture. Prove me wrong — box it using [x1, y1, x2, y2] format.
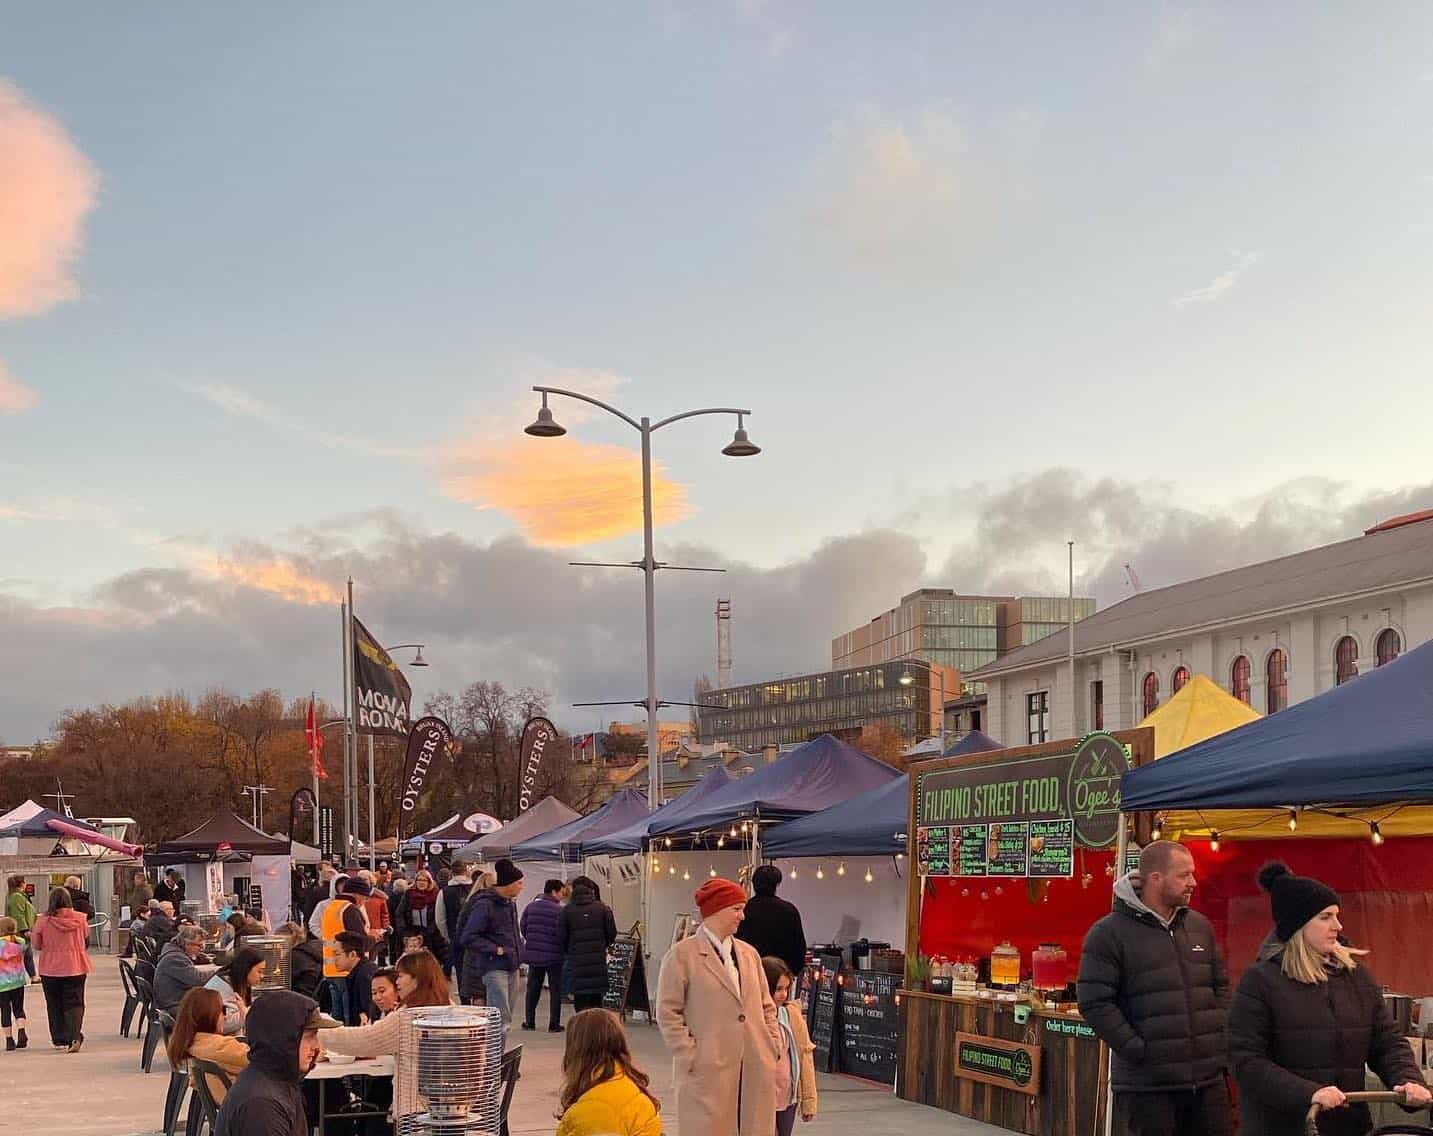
[440, 436, 690, 547]
[185, 381, 421, 459]
[1146, 4, 1196, 70]
[0, 361, 38, 414]
[0, 79, 98, 318]
[1173, 249, 1257, 306]
[5, 472, 1431, 740]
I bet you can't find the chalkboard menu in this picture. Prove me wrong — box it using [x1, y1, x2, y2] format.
[838, 971, 901, 1085]
[318, 806, 335, 862]
[956, 824, 988, 877]
[809, 955, 842, 1073]
[1028, 818, 1075, 878]
[986, 822, 1029, 876]
[602, 934, 649, 1017]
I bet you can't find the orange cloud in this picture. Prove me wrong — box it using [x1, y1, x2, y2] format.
[0, 79, 99, 318]
[0, 361, 38, 414]
[211, 557, 342, 606]
[442, 436, 691, 546]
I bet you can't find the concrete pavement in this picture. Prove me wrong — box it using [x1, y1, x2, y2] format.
[10, 960, 1003, 1136]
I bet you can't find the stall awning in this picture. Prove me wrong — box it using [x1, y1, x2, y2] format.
[651, 733, 901, 836]
[582, 766, 733, 856]
[511, 789, 651, 863]
[1122, 638, 1433, 813]
[453, 797, 581, 864]
[151, 811, 290, 860]
[763, 774, 910, 858]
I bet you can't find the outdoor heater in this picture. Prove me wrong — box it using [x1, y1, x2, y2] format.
[244, 935, 292, 996]
[397, 1006, 503, 1135]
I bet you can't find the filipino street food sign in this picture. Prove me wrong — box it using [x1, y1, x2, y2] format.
[915, 733, 1130, 878]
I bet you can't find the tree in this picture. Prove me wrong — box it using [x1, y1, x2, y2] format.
[858, 722, 909, 770]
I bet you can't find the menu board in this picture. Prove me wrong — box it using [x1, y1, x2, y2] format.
[956, 824, 988, 877]
[1028, 819, 1075, 878]
[602, 934, 649, 1017]
[809, 955, 842, 1073]
[986, 822, 1029, 876]
[838, 971, 901, 1085]
[917, 826, 951, 876]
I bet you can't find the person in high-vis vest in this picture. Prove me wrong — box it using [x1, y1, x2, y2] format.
[321, 878, 370, 1027]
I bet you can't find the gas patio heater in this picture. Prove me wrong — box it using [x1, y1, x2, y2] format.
[397, 1006, 504, 1135]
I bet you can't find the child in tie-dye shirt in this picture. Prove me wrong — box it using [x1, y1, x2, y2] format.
[0, 916, 34, 1050]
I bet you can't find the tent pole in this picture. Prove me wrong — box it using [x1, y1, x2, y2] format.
[1105, 818, 1129, 1136]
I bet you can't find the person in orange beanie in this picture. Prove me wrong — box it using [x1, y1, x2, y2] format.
[656, 877, 782, 1135]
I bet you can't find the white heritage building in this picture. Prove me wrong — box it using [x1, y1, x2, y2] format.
[973, 510, 1433, 747]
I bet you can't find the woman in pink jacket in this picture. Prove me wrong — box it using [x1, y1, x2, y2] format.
[30, 888, 92, 1051]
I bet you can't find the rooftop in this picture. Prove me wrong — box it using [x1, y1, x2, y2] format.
[973, 511, 1433, 678]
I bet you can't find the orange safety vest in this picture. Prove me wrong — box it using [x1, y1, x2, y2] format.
[321, 897, 355, 978]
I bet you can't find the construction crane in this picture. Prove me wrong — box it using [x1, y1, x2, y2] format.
[715, 598, 732, 689]
[1124, 563, 1143, 593]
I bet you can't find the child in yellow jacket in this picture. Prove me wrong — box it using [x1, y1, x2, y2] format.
[555, 1009, 662, 1136]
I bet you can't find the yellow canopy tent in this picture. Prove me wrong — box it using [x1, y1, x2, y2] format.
[1142, 674, 1433, 840]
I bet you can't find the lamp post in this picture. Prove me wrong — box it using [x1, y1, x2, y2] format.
[524, 387, 761, 809]
[899, 659, 949, 752]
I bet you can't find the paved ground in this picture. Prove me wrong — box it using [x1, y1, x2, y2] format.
[11, 959, 1004, 1135]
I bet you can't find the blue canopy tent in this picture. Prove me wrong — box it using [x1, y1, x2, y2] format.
[761, 731, 1002, 858]
[582, 766, 733, 856]
[510, 788, 650, 863]
[650, 733, 901, 839]
[1122, 637, 1433, 813]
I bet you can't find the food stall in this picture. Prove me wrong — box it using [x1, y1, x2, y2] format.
[900, 728, 1155, 1135]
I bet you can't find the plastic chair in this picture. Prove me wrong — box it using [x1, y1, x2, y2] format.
[186, 1058, 232, 1136]
[118, 958, 141, 1037]
[157, 1013, 187, 1136]
[139, 985, 168, 1072]
[498, 1044, 523, 1136]
[88, 912, 112, 952]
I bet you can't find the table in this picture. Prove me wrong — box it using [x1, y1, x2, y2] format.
[306, 1055, 394, 1134]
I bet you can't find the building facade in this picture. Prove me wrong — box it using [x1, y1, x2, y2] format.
[832, 588, 1094, 676]
[972, 511, 1433, 747]
[696, 659, 950, 750]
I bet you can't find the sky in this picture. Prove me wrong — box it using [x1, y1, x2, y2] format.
[2, 4, 1432, 740]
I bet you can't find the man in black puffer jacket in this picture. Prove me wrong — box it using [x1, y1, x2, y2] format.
[557, 875, 616, 1012]
[1077, 840, 1232, 1136]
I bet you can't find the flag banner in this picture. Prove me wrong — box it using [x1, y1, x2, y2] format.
[287, 788, 316, 846]
[518, 716, 559, 812]
[305, 698, 327, 779]
[352, 617, 413, 736]
[401, 715, 455, 814]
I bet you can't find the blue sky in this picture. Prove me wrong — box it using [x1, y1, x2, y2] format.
[2, 4, 1432, 738]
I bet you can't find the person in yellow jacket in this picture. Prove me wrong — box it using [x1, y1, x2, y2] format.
[555, 1009, 662, 1136]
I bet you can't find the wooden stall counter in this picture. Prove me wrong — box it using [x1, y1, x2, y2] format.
[898, 989, 1107, 1136]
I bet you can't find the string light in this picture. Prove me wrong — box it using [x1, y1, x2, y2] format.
[669, 864, 676, 875]
[708, 865, 717, 878]
[682, 869, 690, 880]
[1151, 821, 1163, 841]
[789, 865, 797, 878]
[895, 852, 905, 861]
[864, 866, 874, 883]
[1370, 822, 1384, 846]
[816, 864, 825, 880]
[664, 837, 673, 848]
[717, 836, 725, 848]
[1209, 831, 1221, 853]
[651, 858, 661, 874]
[729, 826, 738, 838]
[1287, 811, 1298, 832]
[837, 862, 846, 877]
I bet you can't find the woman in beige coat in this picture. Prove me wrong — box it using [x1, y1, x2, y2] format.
[657, 878, 783, 1136]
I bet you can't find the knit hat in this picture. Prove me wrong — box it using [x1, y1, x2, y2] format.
[695, 878, 747, 920]
[494, 859, 524, 887]
[1258, 861, 1340, 942]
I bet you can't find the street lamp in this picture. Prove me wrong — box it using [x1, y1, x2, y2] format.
[524, 385, 761, 809]
[899, 660, 949, 752]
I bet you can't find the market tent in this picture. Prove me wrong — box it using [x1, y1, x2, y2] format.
[1140, 674, 1260, 760]
[583, 767, 734, 856]
[1123, 639, 1433, 814]
[650, 734, 900, 837]
[151, 811, 290, 859]
[763, 774, 909, 858]
[452, 797, 580, 864]
[511, 789, 650, 863]
[942, 730, 1003, 758]
[402, 813, 496, 854]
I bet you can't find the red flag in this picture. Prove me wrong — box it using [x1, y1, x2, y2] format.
[306, 697, 327, 780]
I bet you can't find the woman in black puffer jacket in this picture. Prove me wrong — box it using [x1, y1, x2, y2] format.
[556, 876, 616, 1012]
[1229, 862, 1430, 1136]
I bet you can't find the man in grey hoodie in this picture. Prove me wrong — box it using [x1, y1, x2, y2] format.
[1077, 840, 1232, 1136]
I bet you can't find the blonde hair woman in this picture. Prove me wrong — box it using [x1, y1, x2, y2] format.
[1229, 862, 1430, 1136]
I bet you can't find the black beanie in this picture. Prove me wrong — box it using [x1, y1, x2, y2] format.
[1258, 861, 1340, 942]
[494, 859, 524, 887]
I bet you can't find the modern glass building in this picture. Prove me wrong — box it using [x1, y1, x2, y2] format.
[696, 660, 944, 749]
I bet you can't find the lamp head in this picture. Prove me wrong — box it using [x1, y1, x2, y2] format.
[721, 413, 760, 458]
[899, 667, 915, 687]
[524, 394, 567, 438]
[410, 646, 429, 667]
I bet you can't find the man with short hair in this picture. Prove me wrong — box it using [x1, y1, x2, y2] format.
[736, 864, 806, 977]
[657, 878, 784, 1136]
[520, 878, 567, 1032]
[1078, 839, 1232, 1136]
[320, 879, 370, 1027]
[62, 875, 94, 918]
[154, 925, 210, 1014]
[458, 860, 525, 1036]
[332, 932, 375, 1026]
[153, 869, 186, 908]
[435, 864, 472, 982]
[215, 990, 336, 1136]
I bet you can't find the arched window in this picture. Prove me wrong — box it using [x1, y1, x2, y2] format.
[1377, 628, 1402, 666]
[1267, 649, 1288, 713]
[1231, 656, 1251, 703]
[1171, 666, 1190, 694]
[1334, 636, 1358, 686]
[1142, 671, 1160, 717]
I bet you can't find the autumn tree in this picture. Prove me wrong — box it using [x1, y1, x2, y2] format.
[858, 721, 909, 770]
